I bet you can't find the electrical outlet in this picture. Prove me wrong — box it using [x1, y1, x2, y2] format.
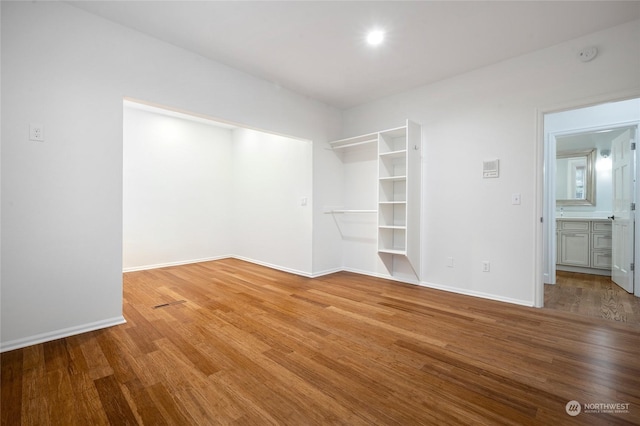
[482, 261, 490, 272]
[29, 123, 44, 142]
[446, 257, 454, 267]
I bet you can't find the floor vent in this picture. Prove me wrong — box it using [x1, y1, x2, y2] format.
[153, 300, 186, 309]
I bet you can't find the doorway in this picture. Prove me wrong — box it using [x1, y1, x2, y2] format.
[541, 97, 640, 321]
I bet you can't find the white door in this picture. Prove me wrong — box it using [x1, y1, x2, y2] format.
[611, 128, 635, 293]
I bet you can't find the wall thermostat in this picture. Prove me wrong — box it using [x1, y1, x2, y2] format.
[483, 159, 499, 178]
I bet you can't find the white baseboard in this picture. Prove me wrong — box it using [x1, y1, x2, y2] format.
[345, 267, 422, 285]
[123, 255, 232, 272]
[418, 280, 534, 307]
[230, 255, 313, 278]
[335, 266, 533, 307]
[308, 267, 343, 278]
[341, 266, 398, 281]
[0, 316, 127, 353]
[123, 255, 314, 277]
[123, 254, 344, 279]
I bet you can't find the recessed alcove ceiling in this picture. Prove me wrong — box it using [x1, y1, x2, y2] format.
[68, 1, 640, 109]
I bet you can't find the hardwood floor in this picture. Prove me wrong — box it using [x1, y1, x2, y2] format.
[545, 271, 640, 325]
[2, 259, 640, 425]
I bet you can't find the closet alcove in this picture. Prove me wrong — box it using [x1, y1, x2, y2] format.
[122, 100, 313, 275]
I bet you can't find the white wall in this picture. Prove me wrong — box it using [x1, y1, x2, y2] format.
[335, 144, 379, 275]
[232, 128, 313, 274]
[340, 20, 640, 306]
[123, 104, 233, 270]
[1, 1, 342, 351]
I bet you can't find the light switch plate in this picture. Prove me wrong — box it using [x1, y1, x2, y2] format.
[511, 193, 521, 205]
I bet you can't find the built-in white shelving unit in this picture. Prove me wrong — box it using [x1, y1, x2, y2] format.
[329, 120, 422, 280]
[377, 122, 421, 279]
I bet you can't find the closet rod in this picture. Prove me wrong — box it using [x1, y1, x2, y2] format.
[330, 139, 377, 150]
[326, 209, 377, 214]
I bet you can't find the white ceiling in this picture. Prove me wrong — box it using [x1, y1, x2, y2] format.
[69, 1, 640, 109]
[558, 126, 631, 151]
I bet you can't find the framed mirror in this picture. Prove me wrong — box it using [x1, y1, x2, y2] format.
[556, 149, 596, 206]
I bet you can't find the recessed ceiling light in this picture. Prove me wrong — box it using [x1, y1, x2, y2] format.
[367, 30, 385, 46]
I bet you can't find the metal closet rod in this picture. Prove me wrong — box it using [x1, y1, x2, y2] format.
[326, 209, 378, 214]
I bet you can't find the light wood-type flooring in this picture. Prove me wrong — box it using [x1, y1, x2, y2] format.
[545, 271, 640, 325]
[2, 259, 640, 425]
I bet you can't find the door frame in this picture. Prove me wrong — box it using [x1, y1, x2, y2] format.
[535, 90, 640, 308]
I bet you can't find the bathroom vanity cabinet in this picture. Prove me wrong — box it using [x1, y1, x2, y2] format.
[556, 218, 612, 275]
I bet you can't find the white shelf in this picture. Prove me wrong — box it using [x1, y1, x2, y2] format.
[379, 179, 406, 203]
[379, 154, 406, 179]
[379, 149, 407, 159]
[329, 133, 378, 150]
[379, 203, 406, 227]
[378, 124, 408, 257]
[378, 226, 406, 253]
[378, 248, 407, 255]
[379, 176, 407, 181]
[379, 128, 408, 154]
